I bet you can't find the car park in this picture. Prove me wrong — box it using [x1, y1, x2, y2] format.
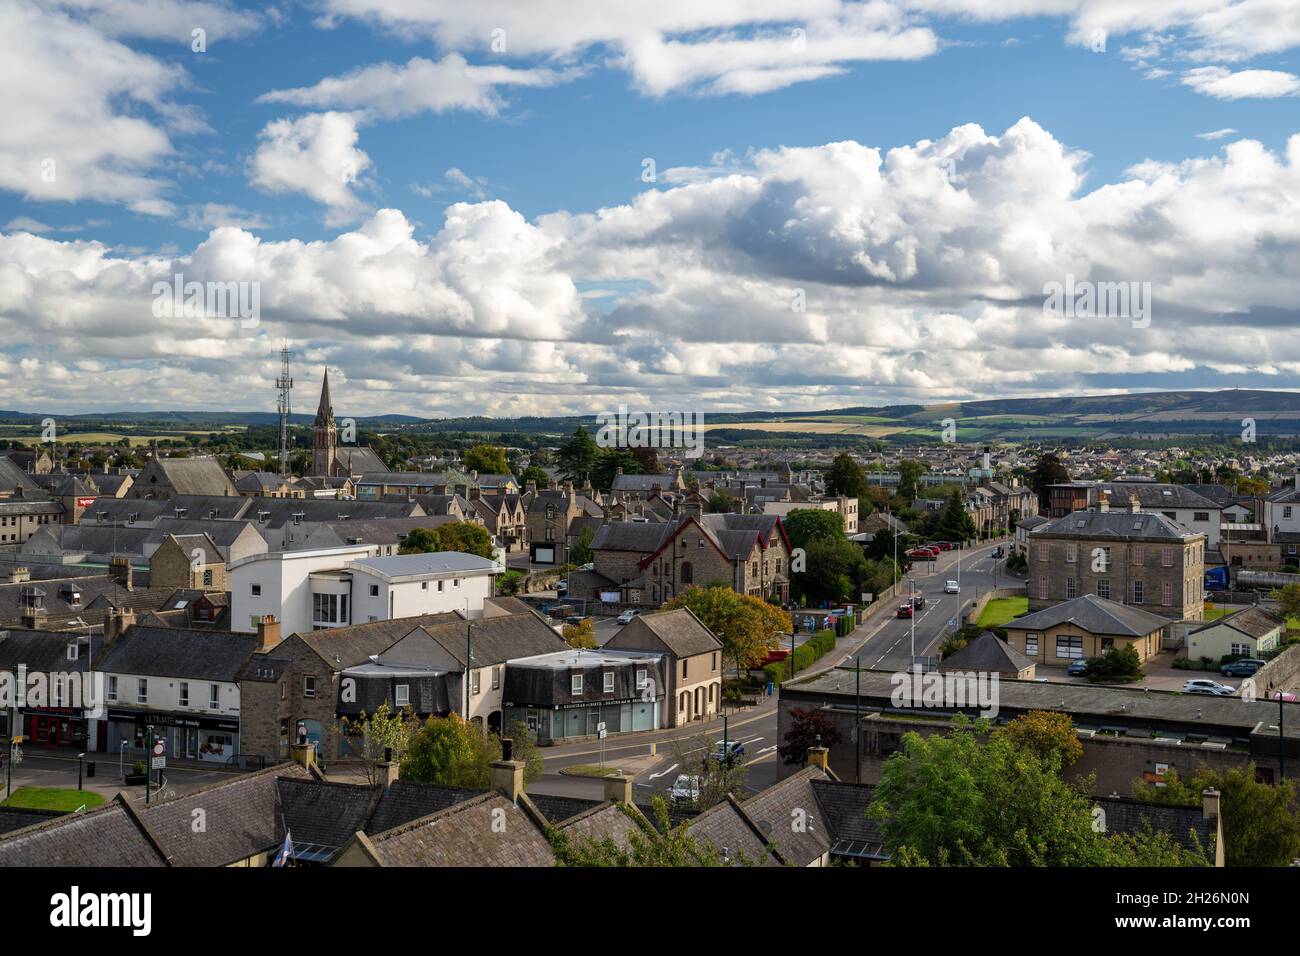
[944, 580, 960, 594]
[1182, 679, 1236, 696]
[1220, 658, 1266, 678]
[669, 774, 701, 805]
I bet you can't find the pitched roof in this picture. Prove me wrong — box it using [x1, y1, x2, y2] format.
[418, 610, 566, 667]
[0, 798, 168, 867]
[940, 631, 1035, 674]
[616, 607, 722, 658]
[1033, 510, 1201, 542]
[1001, 594, 1169, 638]
[1096, 483, 1220, 511]
[277, 777, 383, 850]
[686, 796, 780, 866]
[810, 779, 888, 861]
[1094, 795, 1213, 854]
[96, 626, 258, 681]
[730, 765, 832, 866]
[293, 612, 462, 667]
[1191, 605, 1284, 639]
[556, 802, 646, 851]
[358, 792, 554, 867]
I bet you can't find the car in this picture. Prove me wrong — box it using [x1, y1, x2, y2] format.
[563, 615, 588, 626]
[910, 595, 926, 610]
[1220, 658, 1266, 677]
[669, 774, 700, 805]
[556, 580, 568, 596]
[991, 546, 1004, 558]
[906, 548, 932, 560]
[897, 604, 914, 619]
[1275, 691, 1298, 703]
[936, 542, 954, 551]
[616, 609, 640, 625]
[1182, 679, 1236, 696]
[1067, 659, 1090, 676]
[708, 739, 746, 763]
[944, 580, 960, 594]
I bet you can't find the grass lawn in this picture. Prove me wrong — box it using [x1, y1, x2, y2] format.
[977, 597, 1029, 628]
[2, 787, 105, 811]
[1202, 605, 1231, 621]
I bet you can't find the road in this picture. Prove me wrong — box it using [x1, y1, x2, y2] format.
[528, 541, 1009, 803]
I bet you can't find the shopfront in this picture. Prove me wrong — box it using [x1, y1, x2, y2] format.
[22, 708, 89, 749]
[106, 708, 240, 764]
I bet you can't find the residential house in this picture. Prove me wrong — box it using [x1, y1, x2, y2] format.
[603, 607, 724, 725]
[1185, 607, 1284, 663]
[1000, 594, 1169, 668]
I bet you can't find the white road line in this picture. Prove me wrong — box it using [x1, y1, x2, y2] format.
[648, 763, 679, 780]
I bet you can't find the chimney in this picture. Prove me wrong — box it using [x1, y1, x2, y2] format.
[490, 738, 527, 803]
[290, 724, 317, 770]
[525, 480, 537, 495]
[13, 483, 22, 498]
[103, 607, 136, 644]
[602, 772, 633, 804]
[1097, 493, 1109, 513]
[760, 477, 767, 488]
[6, 566, 29, 585]
[256, 614, 282, 652]
[109, 555, 133, 591]
[376, 747, 399, 789]
[1128, 494, 1141, 513]
[1202, 787, 1220, 825]
[805, 735, 829, 771]
[564, 480, 574, 497]
[616, 466, 623, 476]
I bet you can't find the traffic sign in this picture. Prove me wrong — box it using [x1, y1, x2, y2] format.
[152, 739, 165, 757]
[596, 722, 606, 732]
[597, 730, 607, 740]
[151, 756, 166, 770]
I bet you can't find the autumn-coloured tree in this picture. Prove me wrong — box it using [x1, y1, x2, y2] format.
[662, 585, 791, 671]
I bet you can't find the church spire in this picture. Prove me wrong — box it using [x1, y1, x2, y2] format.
[314, 368, 334, 427]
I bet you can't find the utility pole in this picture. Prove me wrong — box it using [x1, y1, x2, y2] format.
[464, 620, 475, 723]
[145, 724, 154, 805]
[854, 654, 861, 783]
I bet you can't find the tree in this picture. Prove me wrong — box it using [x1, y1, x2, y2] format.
[661, 585, 790, 671]
[548, 798, 761, 867]
[569, 525, 595, 566]
[863, 525, 911, 574]
[398, 521, 495, 559]
[872, 717, 1208, 867]
[463, 444, 509, 475]
[794, 537, 867, 604]
[706, 488, 734, 514]
[779, 707, 843, 766]
[1275, 583, 1300, 622]
[897, 459, 927, 504]
[339, 703, 413, 786]
[1133, 764, 1300, 867]
[782, 508, 844, 550]
[563, 618, 597, 648]
[400, 715, 496, 788]
[592, 448, 641, 491]
[556, 426, 600, 483]
[1029, 453, 1071, 511]
[995, 711, 1083, 769]
[825, 453, 870, 502]
[517, 465, 551, 489]
[934, 490, 978, 542]
[669, 731, 749, 810]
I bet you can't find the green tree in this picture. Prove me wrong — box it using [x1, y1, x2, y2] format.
[897, 459, 927, 504]
[794, 537, 867, 604]
[400, 715, 496, 788]
[548, 798, 760, 867]
[1134, 765, 1300, 867]
[662, 585, 790, 671]
[706, 488, 734, 514]
[517, 465, 551, 488]
[782, 508, 844, 550]
[339, 703, 413, 786]
[399, 522, 495, 559]
[1029, 452, 1071, 511]
[556, 426, 600, 483]
[825, 453, 870, 502]
[463, 444, 509, 475]
[1274, 583, 1300, 621]
[569, 525, 595, 566]
[995, 710, 1083, 769]
[592, 448, 641, 491]
[934, 490, 978, 542]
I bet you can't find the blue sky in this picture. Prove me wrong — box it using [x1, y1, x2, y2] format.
[1, 1, 1299, 417]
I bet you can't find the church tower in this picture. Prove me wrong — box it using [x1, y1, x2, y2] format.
[311, 369, 337, 477]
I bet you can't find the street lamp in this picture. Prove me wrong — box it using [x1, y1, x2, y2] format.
[77, 752, 86, 791]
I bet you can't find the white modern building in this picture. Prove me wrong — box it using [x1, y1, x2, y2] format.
[229, 545, 497, 635]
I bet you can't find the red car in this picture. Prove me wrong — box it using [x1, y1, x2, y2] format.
[897, 604, 914, 619]
[907, 548, 936, 559]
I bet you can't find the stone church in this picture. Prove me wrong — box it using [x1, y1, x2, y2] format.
[310, 369, 390, 478]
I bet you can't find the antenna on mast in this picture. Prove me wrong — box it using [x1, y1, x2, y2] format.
[276, 343, 294, 477]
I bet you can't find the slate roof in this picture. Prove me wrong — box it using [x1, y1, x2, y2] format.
[137, 763, 312, 866]
[732, 766, 833, 866]
[364, 780, 482, 835]
[556, 802, 646, 850]
[142, 457, 237, 497]
[1096, 483, 1221, 511]
[940, 631, 1035, 674]
[278, 777, 383, 850]
[810, 779, 888, 861]
[1001, 594, 1171, 638]
[0, 807, 64, 836]
[1033, 509, 1201, 541]
[418, 610, 566, 667]
[686, 796, 780, 866]
[96, 626, 259, 681]
[358, 792, 555, 867]
[1191, 606, 1284, 640]
[0, 574, 169, 627]
[0, 628, 92, 672]
[615, 607, 722, 658]
[0, 799, 168, 867]
[334, 447, 389, 476]
[1094, 795, 1213, 854]
[293, 612, 462, 668]
[528, 793, 603, 824]
[245, 498, 422, 529]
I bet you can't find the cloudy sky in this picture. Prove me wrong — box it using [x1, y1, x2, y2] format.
[1, 0, 1298, 419]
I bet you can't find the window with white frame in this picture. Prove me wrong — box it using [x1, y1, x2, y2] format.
[137, 678, 148, 704]
[210, 684, 220, 709]
[304, 676, 316, 699]
[1065, 543, 1076, 563]
[636, 668, 647, 689]
[472, 670, 481, 695]
[107, 675, 118, 702]
[1096, 578, 1111, 600]
[179, 682, 189, 706]
[1056, 635, 1084, 659]
[1065, 577, 1076, 599]
[571, 674, 583, 695]
[1132, 580, 1144, 604]
[1038, 576, 1049, 600]
[395, 684, 410, 706]
[1038, 543, 1049, 562]
[1025, 634, 1039, 656]
[603, 672, 615, 693]
[492, 665, 501, 690]
[1230, 643, 1250, 657]
[1162, 580, 1172, 606]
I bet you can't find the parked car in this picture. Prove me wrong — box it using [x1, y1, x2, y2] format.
[936, 542, 954, 551]
[1182, 679, 1236, 696]
[944, 580, 960, 594]
[556, 580, 568, 596]
[991, 546, 1004, 558]
[1067, 658, 1090, 676]
[563, 615, 588, 626]
[616, 609, 640, 625]
[1220, 658, 1266, 677]
[897, 604, 914, 619]
[907, 548, 933, 560]
[708, 739, 746, 763]
[669, 774, 701, 805]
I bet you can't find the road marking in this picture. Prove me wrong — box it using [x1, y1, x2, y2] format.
[756, 745, 777, 754]
[648, 763, 679, 780]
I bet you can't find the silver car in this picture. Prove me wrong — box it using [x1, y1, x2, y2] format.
[1182, 679, 1235, 697]
[669, 773, 700, 805]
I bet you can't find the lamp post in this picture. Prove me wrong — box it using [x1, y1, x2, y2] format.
[77, 752, 85, 791]
[854, 653, 861, 784]
[909, 578, 917, 664]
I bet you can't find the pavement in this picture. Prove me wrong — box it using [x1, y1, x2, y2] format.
[1, 745, 245, 807]
[527, 539, 1013, 802]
